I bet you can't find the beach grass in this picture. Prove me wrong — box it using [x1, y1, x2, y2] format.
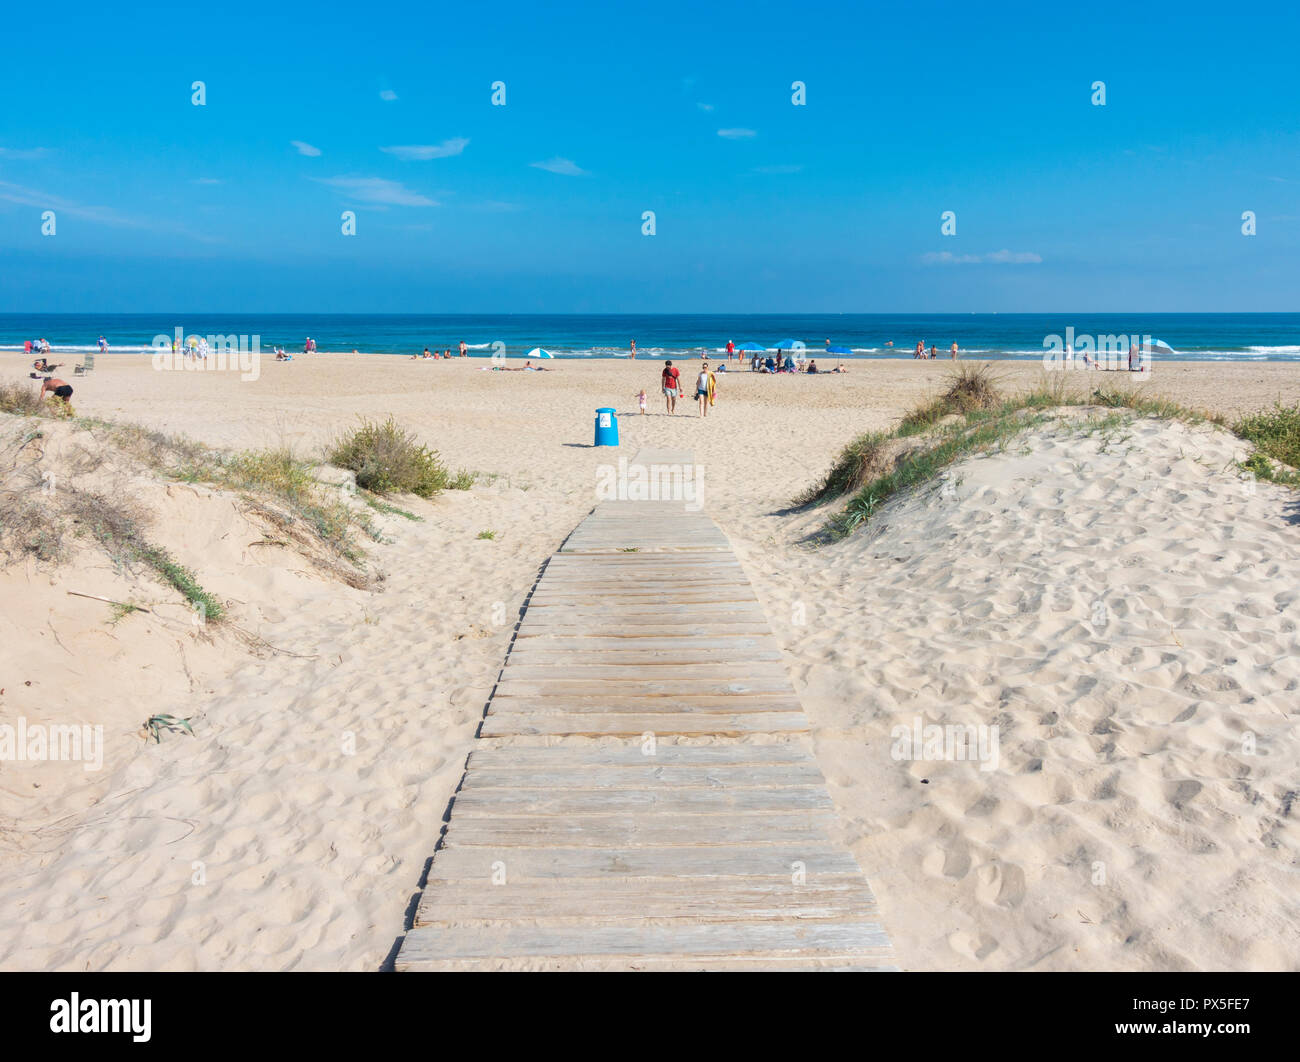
[803, 366, 1296, 539]
[0, 385, 450, 596]
[1234, 403, 1300, 486]
[328, 416, 451, 497]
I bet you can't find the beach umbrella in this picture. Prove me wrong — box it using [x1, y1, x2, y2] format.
[1137, 339, 1177, 356]
[771, 338, 803, 350]
[736, 342, 766, 352]
[525, 347, 554, 359]
[826, 345, 852, 355]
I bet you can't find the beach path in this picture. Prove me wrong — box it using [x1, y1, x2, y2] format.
[395, 449, 895, 971]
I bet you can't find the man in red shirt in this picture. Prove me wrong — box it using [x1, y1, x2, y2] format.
[725, 339, 734, 361]
[661, 360, 680, 415]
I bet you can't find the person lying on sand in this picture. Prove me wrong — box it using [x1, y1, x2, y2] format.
[32, 358, 62, 373]
[40, 377, 73, 404]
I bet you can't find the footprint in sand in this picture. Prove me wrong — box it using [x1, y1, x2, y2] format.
[949, 929, 999, 961]
[922, 842, 972, 880]
[975, 861, 1028, 907]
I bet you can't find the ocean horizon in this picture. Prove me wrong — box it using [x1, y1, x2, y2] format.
[3, 313, 1299, 362]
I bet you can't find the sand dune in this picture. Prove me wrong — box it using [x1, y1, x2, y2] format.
[1, 354, 1298, 970]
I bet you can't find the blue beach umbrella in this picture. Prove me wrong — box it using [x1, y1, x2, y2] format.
[826, 345, 852, 355]
[771, 338, 802, 350]
[524, 347, 554, 359]
[735, 342, 766, 352]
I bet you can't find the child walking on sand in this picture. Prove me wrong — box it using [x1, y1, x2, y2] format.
[636, 389, 647, 414]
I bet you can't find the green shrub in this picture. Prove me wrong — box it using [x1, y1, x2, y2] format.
[1235, 403, 1300, 472]
[327, 417, 449, 497]
[899, 362, 1002, 434]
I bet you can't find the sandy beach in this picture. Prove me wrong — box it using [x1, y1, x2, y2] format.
[2, 351, 1299, 970]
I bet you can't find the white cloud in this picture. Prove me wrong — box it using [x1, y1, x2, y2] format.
[0, 179, 219, 242]
[291, 140, 321, 157]
[529, 157, 588, 176]
[697, 102, 714, 112]
[922, 249, 1043, 265]
[753, 164, 801, 174]
[381, 138, 469, 161]
[379, 89, 398, 101]
[717, 128, 756, 139]
[193, 177, 224, 185]
[312, 176, 438, 206]
[0, 179, 130, 225]
[0, 147, 48, 160]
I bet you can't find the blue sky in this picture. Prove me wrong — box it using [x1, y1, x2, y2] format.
[1, 0, 1297, 312]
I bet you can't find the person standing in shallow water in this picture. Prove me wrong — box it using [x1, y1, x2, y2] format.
[629, 339, 637, 360]
[951, 341, 959, 360]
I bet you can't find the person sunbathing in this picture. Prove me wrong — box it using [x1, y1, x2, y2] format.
[33, 358, 62, 373]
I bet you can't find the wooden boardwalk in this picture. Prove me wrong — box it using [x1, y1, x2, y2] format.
[396, 450, 894, 971]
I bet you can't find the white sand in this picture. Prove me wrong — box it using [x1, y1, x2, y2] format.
[1, 353, 1298, 969]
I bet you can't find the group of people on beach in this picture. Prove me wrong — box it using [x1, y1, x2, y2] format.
[642, 358, 718, 418]
[912, 340, 960, 359]
[411, 340, 470, 360]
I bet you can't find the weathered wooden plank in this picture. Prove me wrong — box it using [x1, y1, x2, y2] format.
[465, 743, 816, 769]
[459, 764, 825, 790]
[480, 712, 810, 737]
[396, 921, 892, 968]
[444, 811, 834, 847]
[400, 954, 894, 971]
[504, 636, 779, 653]
[450, 787, 833, 816]
[514, 623, 772, 637]
[528, 591, 758, 605]
[416, 879, 877, 926]
[492, 677, 794, 698]
[500, 662, 789, 681]
[485, 695, 803, 714]
[504, 647, 784, 665]
[424, 844, 865, 883]
[516, 605, 768, 620]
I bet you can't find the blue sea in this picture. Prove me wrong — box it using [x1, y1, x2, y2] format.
[2, 314, 1298, 361]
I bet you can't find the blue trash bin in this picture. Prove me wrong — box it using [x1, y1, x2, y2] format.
[594, 407, 619, 447]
